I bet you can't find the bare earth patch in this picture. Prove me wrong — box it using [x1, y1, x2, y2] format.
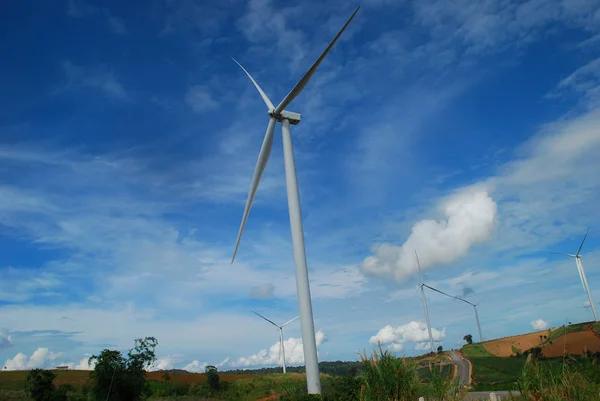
[541, 330, 600, 357]
[482, 331, 550, 357]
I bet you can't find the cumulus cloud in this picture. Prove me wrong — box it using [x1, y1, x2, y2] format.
[250, 283, 276, 299]
[182, 357, 229, 373]
[369, 321, 445, 352]
[183, 360, 207, 373]
[584, 300, 591, 308]
[232, 331, 326, 367]
[3, 348, 63, 370]
[72, 355, 96, 370]
[361, 188, 497, 282]
[531, 319, 549, 330]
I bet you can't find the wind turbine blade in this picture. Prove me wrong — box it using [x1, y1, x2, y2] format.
[273, 6, 360, 115]
[252, 310, 279, 328]
[281, 316, 300, 327]
[425, 285, 471, 305]
[232, 58, 275, 110]
[232, 117, 277, 263]
[549, 252, 576, 258]
[576, 229, 589, 257]
[415, 250, 424, 285]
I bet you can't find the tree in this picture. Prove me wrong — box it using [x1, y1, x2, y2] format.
[205, 365, 220, 391]
[463, 334, 473, 345]
[437, 345, 443, 353]
[26, 369, 65, 401]
[89, 336, 158, 401]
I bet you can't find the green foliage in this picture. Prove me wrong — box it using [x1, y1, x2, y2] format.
[517, 355, 600, 400]
[463, 334, 473, 345]
[437, 345, 443, 354]
[162, 371, 171, 381]
[205, 365, 220, 391]
[88, 336, 158, 401]
[358, 344, 421, 401]
[25, 369, 66, 401]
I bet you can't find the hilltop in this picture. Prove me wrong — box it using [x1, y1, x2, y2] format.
[462, 321, 600, 358]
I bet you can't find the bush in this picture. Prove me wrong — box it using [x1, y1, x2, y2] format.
[25, 369, 73, 401]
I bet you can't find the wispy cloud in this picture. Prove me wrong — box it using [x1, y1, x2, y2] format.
[67, 0, 128, 35]
[185, 85, 219, 112]
[61, 61, 129, 100]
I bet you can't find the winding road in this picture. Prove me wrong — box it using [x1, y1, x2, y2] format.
[449, 350, 471, 386]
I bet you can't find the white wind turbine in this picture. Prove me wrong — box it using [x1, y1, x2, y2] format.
[415, 251, 435, 354]
[552, 229, 599, 322]
[421, 282, 486, 344]
[253, 311, 299, 374]
[230, 7, 360, 394]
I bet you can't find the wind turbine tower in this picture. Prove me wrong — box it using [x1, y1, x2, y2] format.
[552, 229, 598, 322]
[415, 251, 435, 353]
[230, 8, 360, 393]
[253, 311, 299, 374]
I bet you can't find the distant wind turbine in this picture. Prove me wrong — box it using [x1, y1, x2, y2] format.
[415, 251, 435, 353]
[230, 6, 360, 395]
[551, 229, 598, 322]
[421, 284, 485, 343]
[253, 311, 300, 374]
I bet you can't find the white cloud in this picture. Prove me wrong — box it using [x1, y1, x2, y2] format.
[3, 348, 63, 370]
[361, 188, 497, 282]
[250, 283, 276, 299]
[183, 360, 208, 373]
[231, 330, 326, 367]
[185, 85, 219, 112]
[369, 321, 445, 352]
[531, 318, 549, 330]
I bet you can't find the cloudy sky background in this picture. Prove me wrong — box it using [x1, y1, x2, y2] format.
[1, 0, 600, 370]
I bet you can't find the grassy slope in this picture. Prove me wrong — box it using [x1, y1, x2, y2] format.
[461, 344, 494, 357]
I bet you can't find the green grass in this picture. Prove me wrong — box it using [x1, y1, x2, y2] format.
[461, 343, 494, 357]
[592, 322, 600, 336]
[469, 357, 567, 391]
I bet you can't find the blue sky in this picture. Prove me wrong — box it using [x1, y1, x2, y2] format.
[2, 0, 600, 371]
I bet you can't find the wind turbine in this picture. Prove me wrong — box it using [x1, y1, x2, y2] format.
[253, 311, 299, 374]
[420, 284, 485, 343]
[552, 229, 598, 322]
[415, 251, 435, 354]
[458, 298, 484, 343]
[230, 7, 359, 394]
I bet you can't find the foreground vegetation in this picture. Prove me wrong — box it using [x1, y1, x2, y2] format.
[5, 335, 600, 400]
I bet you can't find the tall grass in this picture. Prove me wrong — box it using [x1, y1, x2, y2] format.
[516, 355, 600, 400]
[358, 343, 422, 401]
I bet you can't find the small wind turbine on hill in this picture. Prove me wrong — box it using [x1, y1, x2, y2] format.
[253, 311, 299, 374]
[415, 251, 435, 353]
[230, 7, 360, 394]
[551, 229, 598, 322]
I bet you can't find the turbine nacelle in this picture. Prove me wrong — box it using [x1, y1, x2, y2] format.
[269, 109, 301, 125]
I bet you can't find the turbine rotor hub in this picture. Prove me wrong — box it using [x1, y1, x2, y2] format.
[269, 109, 301, 125]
